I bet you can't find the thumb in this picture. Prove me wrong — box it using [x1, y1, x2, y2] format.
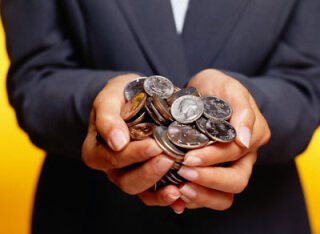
[229, 95, 256, 149]
[94, 85, 130, 152]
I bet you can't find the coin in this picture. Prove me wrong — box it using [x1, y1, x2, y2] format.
[153, 126, 185, 161]
[143, 75, 174, 98]
[167, 121, 209, 149]
[145, 97, 168, 125]
[205, 119, 236, 143]
[161, 129, 186, 157]
[126, 110, 146, 127]
[171, 95, 204, 124]
[124, 77, 147, 101]
[195, 117, 208, 134]
[167, 87, 200, 105]
[201, 96, 232, 120]
[168, 170, 187, 183]
[145, 97, 163, 126]
[129, 123, 156, 140]
[152, 95, 173, 121]
[121, 92, 147, 121]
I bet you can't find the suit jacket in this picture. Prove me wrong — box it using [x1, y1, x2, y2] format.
[2, 0, 320, 233]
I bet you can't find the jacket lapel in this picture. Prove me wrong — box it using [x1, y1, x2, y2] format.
[116, 0, 190, 86]
[182, 0, 251, 75]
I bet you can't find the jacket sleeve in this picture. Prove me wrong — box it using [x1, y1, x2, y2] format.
[224, 0, 320, 165]
[1, 1, 130, 158]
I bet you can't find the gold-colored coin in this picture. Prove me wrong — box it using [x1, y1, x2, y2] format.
[121, 92, 147, 121]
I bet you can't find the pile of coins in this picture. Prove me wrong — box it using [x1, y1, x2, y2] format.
[102, 76, 237, 190]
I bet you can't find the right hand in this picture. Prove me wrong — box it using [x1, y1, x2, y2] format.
[82, 74, 182, 207]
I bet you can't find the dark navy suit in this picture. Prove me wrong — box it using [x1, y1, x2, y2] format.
[2, 0, 320, 233]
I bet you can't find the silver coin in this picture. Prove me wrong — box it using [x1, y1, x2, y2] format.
[165, 174, 180, 185]
[124, 77, 147, 101]
[143, 75, 174, 98]
[171, 95, 204, 124]
[201, 96, 232, 120]
[205, 119, 236, 143]
[167, 121, 209, 149]
[153, 126, 185, 161]
[161, 129, 186, 157]
[195, 117, 208, 134]
[167, 87, 200, 106]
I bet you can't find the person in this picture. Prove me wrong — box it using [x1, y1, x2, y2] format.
[1, 0, 320, 233]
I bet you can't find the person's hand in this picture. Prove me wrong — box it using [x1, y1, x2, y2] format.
[82, 74, 181, 205]
[170, 69, 271, 211]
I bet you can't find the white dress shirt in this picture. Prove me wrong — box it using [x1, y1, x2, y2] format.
[170, 0, 190, 34]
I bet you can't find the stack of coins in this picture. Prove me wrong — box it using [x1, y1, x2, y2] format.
[99, 75, 237, 190]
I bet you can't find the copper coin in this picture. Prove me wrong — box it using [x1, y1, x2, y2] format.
[124, 77, 147, 101]
[201, 96, 232, 120]
[129, 123, 156, 140]
[171, 95, 204, 124]
[145, 97, 166, 126]
[205, 119, 236, 143]
[121, 92, 147, 121]
[167, 121, 209, 149]
[149, 97, 169, 125]
[152, 95, 173, 121]
[143, 75, 174, 98]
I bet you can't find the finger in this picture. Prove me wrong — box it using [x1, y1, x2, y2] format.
[95, 75, 139, 151]
[179, 183, 234, 211]
[109, 155, 175, 195]
[170, 199, 186, 214]
[178, 152, 257, 194]
[139, 185, 181, 206]
[95, 138, 162, 170]
[82, 111, 109, 171]
[183, 142, 246, 167]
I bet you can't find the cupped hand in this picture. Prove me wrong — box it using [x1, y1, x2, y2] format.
[82, 74, 181, 205]
[172, 69, 271, 211]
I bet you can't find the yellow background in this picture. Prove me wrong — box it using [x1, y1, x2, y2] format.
[0, 21, 320, 234]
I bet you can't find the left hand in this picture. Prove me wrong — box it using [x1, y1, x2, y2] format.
[139, 69, 270, 213]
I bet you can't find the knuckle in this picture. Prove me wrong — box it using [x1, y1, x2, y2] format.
[262, 125, 271, 145]
[117, 179, 137, 195]
[217, 194, 234, 211]
[140, 198, 152, 206]
[233, 173, 249, 194]
[82, 153, 94, 168]
[108, 155, 120, 169]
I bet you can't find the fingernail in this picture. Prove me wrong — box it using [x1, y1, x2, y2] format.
[183, 155, 202, 166]
[173, 209, 184, 215]
[166, 193, 180, 203]
[239, 126, 251, 148]
[178, 167, 199, 181]
[108, 129, 129, 151]
[156, 157, 174, 173]
[144, 144, 162, 157]
[180, 184, 197, 199]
